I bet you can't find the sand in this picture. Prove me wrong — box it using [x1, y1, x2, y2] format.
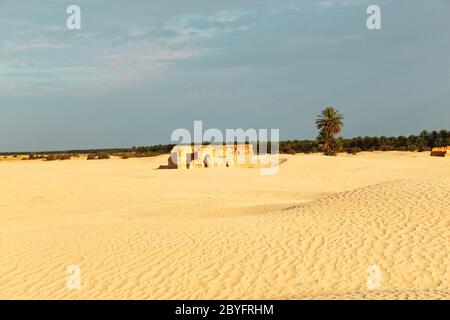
[0, 152, 449, 299]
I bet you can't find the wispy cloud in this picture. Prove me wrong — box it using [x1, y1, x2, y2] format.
[0, 0, 368, 95]
[2, 41, 71, 53]
[0, 4, 258, 95]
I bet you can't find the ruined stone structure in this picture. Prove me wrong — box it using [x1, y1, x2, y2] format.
[168, 144, 255, 169]
[430, 146, 450, 157]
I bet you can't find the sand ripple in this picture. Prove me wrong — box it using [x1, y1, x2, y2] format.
[0, 154, 449, 299]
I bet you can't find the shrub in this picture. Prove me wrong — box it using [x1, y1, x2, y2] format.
[45, 154, 56, 161]
[97, 153, 110, 159]
[87, 153, 110, 160]
[45, 154, 71, 161]
[418, 145, 431, 152]
[407, 145, 418, 152]
[285, 148, 296, 155]
[347, 147, 362, 155]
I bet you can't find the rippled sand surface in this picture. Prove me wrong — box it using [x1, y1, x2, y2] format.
[0, 152, 448, 299]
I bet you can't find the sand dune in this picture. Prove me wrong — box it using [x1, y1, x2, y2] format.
[0, 152, 449, 299]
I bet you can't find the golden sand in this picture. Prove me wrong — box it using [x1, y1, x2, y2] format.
[0, 152, 449, 299]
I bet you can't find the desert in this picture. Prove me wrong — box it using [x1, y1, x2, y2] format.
[0, 151, 448, 299]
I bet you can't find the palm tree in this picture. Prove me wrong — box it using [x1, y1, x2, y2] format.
[317, 130, 338, 156]
[315, 107, 344, 135]
[316, 107, 344, 156]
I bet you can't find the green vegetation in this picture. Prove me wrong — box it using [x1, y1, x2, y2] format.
[347, 147, 362, 155]
[0, 144, 175, 161]
[87, 153, 110, 160]
[97, 153, 110, 160]
[44, 154, 72, 161]
[279, 130, 450, 154]
[0, 130, 448, 159]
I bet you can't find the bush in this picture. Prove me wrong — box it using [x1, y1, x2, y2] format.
[97, 153, 110, 159]
[45, 154, 56, 161]
[407, 145, 418, 152]
[59, 154, 71, 160]
[418, 145, 430, 152]
[87, 153, 110, 160]
[380, 145, 395, 151]
[45, 154, 71, 161]
[347, 147, 362, 155]
[285, 148, 296, 155]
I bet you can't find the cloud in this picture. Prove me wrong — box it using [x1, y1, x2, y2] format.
[2, 41, 71, 53]
[99, 48, 208, 71]
[209, 11, 247, 23]
[0, 0, 368, 95]
[124, 25, 149, 38]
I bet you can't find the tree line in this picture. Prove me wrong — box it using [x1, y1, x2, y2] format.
[279, 129, 450, 155]
[279, 107, 450, 156]
[1, 118, 448, 159]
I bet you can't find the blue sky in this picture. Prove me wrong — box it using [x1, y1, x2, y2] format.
[0, 0, 449, 151]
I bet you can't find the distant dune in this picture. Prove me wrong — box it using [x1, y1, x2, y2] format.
[0, 152, 448, 299]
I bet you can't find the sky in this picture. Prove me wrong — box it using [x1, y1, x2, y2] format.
[0, 0, 449, 151]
